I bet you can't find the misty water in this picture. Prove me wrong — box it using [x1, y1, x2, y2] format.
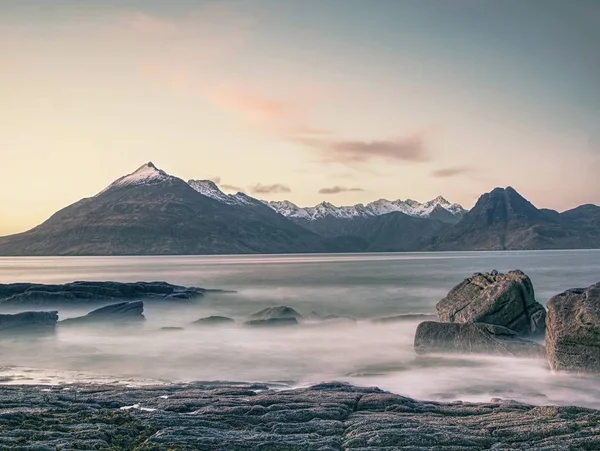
[1, 251, 600, 408]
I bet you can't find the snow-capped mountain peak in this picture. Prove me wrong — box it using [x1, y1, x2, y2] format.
[99, 162, 172, 194]
[266, 195, 467, 222]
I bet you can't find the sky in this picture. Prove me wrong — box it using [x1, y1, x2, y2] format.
[1, 0, 599, 235]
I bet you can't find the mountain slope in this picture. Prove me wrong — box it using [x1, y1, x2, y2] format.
[0, 163, 328, 256]
[430, 187, 600, 250]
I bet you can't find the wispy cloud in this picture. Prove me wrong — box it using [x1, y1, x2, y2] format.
[121, 12, 177, 37]
[208, 86, 331, 138]
[221, 183, 244, 192]
[431, 166, 472, 178]
[251, 183, 291, 194]
[210, 90, 294, 123]
[295, 133, 429, 166]
[588, 131, 600, 154]
[318, 186, 364, 194]
[210, 176, 222, 184]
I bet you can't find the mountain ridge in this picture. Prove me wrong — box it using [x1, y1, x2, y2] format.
[0, 163, 598, 255]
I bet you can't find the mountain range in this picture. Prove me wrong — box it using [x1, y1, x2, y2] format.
[0, 162, 598, 255]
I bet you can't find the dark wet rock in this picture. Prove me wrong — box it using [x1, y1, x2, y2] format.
[0, 382, 599, 450]
[546, 281, 600, 373]
[160, 327, 184, 331]
[0, 311, 58, 335]
[436, 270, 546, 336]
[414, 321, 546, 358]
[244, 317, 299, 327]
[248, 306, 303, 321]
[372, 313, 437, 324]
[0, 281, 206, 306]
[60, 301, 145, 326]
[191, 315, 235, 326]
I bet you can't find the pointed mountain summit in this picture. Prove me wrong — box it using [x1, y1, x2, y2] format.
[0, 163, 327, 255]
[429, 186, 598, 250]
[100, 162, 173, 194]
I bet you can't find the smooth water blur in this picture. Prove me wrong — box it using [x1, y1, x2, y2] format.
[0, 251, 599, 407]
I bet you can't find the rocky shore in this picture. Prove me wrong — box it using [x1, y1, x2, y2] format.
[0, 281, 207, 306]
[1, 381, 600, 450]
[1, 272, 599, 449]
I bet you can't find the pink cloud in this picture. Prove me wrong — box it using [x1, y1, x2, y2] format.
[211, 90, 295, 123]
[123, 12, 177, 36]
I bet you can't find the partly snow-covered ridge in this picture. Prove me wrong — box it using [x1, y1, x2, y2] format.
[100, 163, 466, 221]
[265, 196, 466, 221]
[187, 178, 466, 220]
[188, 180, 261, 207]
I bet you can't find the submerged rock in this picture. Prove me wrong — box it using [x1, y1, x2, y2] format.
[60, 301, 145, 326]
[244, 317, 298, 327]
[192, 316, 235, 326]
[0, 281, 206, 306]
[546, 281, 600, 373]
[414, 321, 545, 358]
[308, 311, 357, 322]
[436, 269, 546, 336]
[248, 306, 303, 321]
[160, 326, 184, 331]
[0, 382, 599, 450]
[0, 311, 58, 335]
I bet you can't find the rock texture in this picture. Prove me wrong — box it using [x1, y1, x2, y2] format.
[546, 281, 600, 373]
[414, 321, 546, 358]
[192, 315, 235, 326]
[0, 382, 599, 450]
[244, 317, 299, 327]
[248, 306, 303, 321]
[0, 311, 58, 335]
[60, 301, 145, 326]
[0, 281, 205, 306]
[373, 313, 437, 324]
[436, 270, 546, 336]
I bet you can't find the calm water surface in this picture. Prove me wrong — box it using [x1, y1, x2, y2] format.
[0, 251, 599, 407]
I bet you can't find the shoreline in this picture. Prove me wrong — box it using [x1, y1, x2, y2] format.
[1, 380, 599, 450]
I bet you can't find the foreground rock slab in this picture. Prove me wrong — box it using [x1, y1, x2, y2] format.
[60, 301, 145, 326]
[437, 270, 546, 336]
[0, 281, 207, 306]
[0, 382, 599, 450]
[0, 311, 58, 335]
[414, 321, 546, 358]
[546, 281, 600, 373]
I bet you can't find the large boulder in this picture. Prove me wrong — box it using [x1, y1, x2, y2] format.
[414, 321, 545, 358]
[60, 301, 145, 326]
[546, 282, 600, 373]
[436, 270, 546, 336]
[0, 311, 58, 335]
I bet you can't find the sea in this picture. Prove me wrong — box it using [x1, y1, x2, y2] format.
[1, 250, 599, 407]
